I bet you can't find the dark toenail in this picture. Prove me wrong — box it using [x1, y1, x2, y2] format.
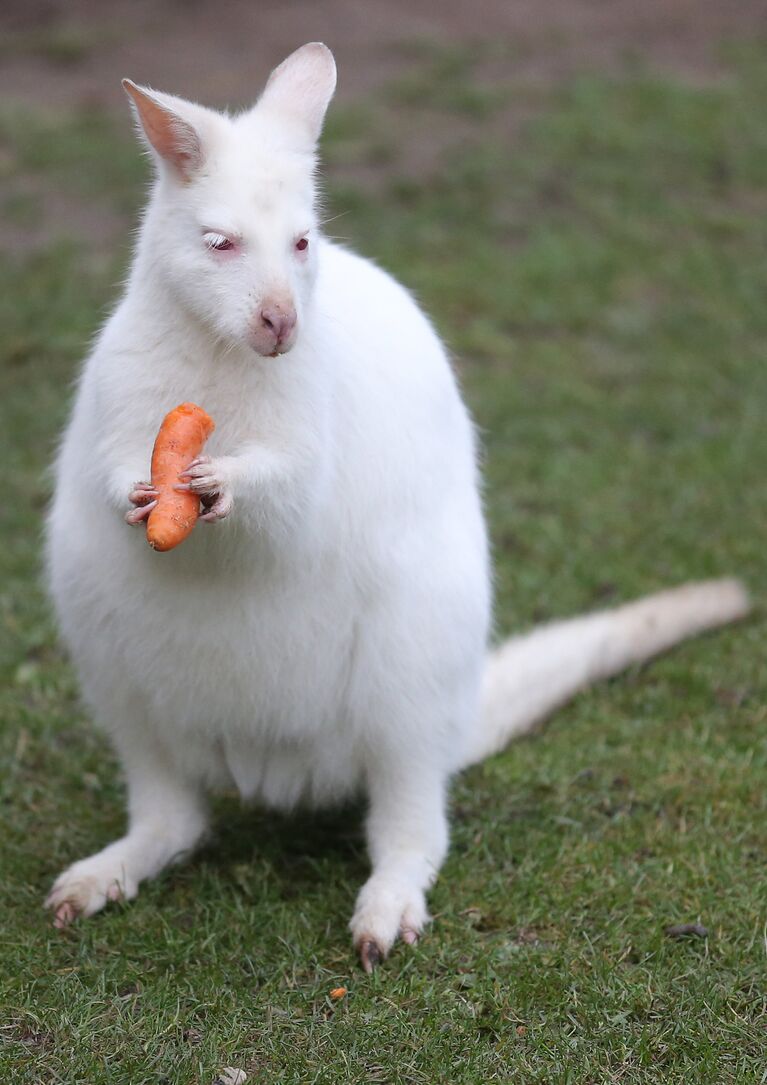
[360, 940, 383, 973]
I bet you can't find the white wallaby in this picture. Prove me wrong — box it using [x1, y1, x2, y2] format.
[45, 43, 749, 970]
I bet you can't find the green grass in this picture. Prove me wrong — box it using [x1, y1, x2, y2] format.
[1, 41, 767, 1085]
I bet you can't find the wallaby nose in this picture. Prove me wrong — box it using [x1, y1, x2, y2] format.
[260, 304, 297, 348]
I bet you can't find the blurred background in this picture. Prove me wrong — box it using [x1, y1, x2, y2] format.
[2, 3, 767, 1082]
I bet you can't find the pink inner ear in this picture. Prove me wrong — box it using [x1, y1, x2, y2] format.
[159, 115, 201, 174]
[144, 110, 180, 159]
[123, 81, 202, 178]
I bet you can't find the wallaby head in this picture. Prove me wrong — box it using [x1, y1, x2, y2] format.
[123, 42, 337, 357]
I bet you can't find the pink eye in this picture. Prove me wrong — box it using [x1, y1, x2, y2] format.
[203, 232, 235, 253]
[296, 237, 309, 252]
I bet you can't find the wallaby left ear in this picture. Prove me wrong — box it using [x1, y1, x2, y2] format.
[122, 79, 207, 180]
[256, 42, 337, 149]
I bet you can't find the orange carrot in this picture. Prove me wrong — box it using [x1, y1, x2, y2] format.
[145, 402, 215, 552]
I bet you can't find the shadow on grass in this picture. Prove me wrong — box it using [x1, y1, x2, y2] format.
[194, 797, 369, 892]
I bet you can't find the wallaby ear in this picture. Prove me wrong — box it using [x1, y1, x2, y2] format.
[122, 79, 205, 179]
[256, 42, 337, 149]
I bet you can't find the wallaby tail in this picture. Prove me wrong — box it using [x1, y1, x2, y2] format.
[463, 578, 749, 768]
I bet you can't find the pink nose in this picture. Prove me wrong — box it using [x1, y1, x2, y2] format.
[260, 305, 297, 348]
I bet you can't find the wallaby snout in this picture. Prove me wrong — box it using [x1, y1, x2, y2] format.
[250, 299, 298, 356]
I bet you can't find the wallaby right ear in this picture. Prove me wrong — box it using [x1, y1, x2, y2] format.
[256, 43, 337, 150]
[122, 80, 206, 180]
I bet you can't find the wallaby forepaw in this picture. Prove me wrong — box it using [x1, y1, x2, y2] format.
[176, 456, 234, 523]
[125, 481, 159, 525]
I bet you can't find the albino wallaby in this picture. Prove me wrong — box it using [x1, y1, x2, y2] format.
[45, 43, 749, 970]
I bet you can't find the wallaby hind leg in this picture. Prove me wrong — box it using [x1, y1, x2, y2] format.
[46, 722, 208, 926]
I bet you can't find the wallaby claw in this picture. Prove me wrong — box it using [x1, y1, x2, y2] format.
[358, 939, 384, 973]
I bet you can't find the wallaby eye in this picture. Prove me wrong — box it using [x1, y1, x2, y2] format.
[296, 237, 309, 253]
[203, 232, 234, 253]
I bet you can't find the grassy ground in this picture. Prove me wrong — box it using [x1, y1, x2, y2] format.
[1, 38, 766, 1085]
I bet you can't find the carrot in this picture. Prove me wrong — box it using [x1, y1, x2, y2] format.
[145, 402, 215, 552]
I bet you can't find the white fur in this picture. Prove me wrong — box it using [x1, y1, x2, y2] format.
[45, 44, 749, 962]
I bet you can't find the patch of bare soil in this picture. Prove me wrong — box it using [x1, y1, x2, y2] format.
[2, 0, 765, 114]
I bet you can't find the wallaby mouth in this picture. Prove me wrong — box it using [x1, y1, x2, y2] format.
[267, 340, 295, 359]
[249, 335, 296, 358]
